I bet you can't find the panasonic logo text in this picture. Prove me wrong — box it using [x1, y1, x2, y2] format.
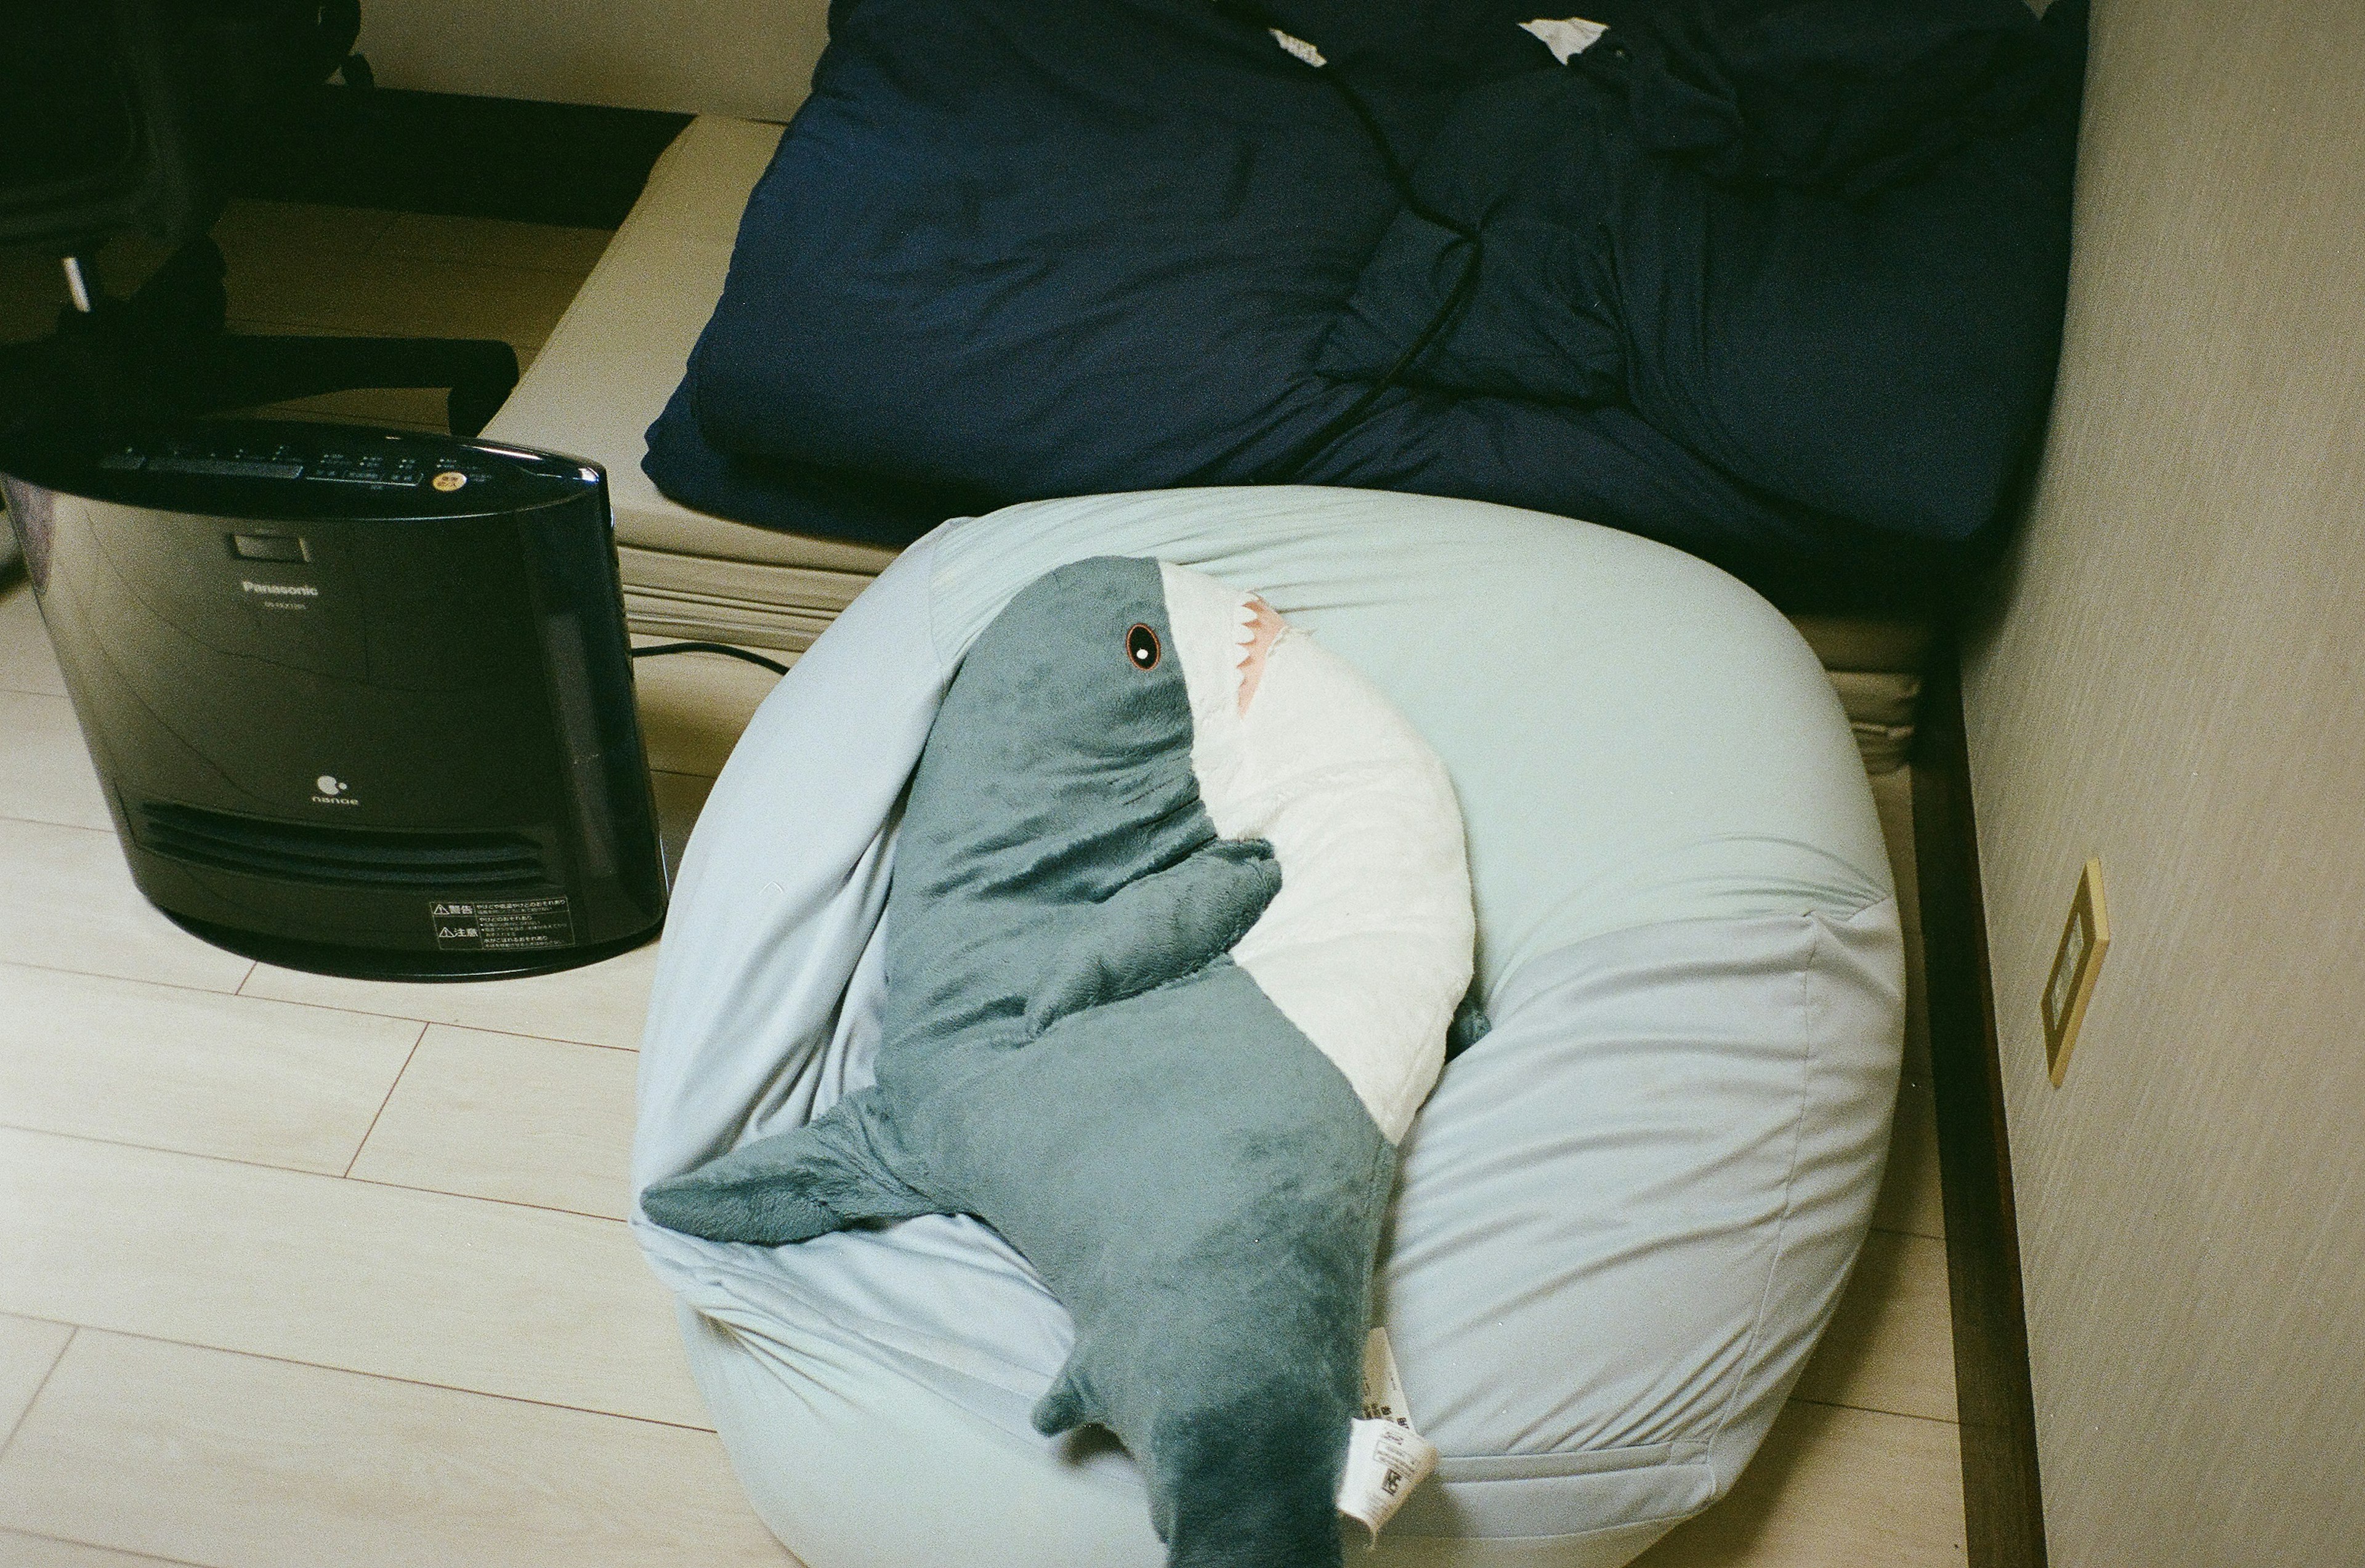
[241, 580, 318, 597]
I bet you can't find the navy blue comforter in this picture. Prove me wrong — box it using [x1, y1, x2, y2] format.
[645, 0, 2085, 612]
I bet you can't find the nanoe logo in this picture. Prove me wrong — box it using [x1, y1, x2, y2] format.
[241, 579, 318, 597]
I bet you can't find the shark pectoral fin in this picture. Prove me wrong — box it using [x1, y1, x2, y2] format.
[1030, 1357, 1097, 1437]
[639, 1089, 941, 1245]
[639, 1130, 844, 1245]
[1024, 838, 1282, 1035]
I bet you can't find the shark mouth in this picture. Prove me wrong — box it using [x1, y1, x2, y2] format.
[1160, 562, 1268, 723]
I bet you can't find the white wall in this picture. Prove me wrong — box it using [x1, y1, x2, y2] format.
[1960, 1, 2365, 1562]
[355, 0, 830, 120]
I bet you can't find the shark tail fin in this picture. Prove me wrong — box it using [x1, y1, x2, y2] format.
[639, 1088, 939, 1245]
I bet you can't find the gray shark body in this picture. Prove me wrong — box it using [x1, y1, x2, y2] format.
[644, 555, 1471, 1567]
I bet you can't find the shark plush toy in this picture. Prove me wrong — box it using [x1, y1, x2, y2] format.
[641, 555, 1474, 1566]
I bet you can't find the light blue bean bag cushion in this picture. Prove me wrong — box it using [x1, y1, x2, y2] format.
[633, 487, 1903, 1567]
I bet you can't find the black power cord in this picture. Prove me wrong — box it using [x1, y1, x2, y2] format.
[631, 640, 791, 676]
[1211, 1, 1492, 480]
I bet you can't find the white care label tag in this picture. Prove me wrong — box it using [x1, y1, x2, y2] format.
[1521, 16, 1609, 63]
[1269, 28, 1327, 67]
[1336, 1328, 1438, 1542]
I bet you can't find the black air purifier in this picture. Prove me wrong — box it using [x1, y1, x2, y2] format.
[1, 419, 667, 979]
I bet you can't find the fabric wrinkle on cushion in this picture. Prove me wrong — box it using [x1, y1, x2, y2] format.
[634, 487, 1902, 1562]
[923, 488, 1890, 996]
[666, 903, 1901, 1561]
[653, 902, 1902, 1559]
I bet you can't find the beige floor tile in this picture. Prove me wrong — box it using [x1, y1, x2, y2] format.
[0, 693, 108, 833]
[632, 644, 782, 777]
[210, 200, 397, 262]
[208, 328, 540, 433]
[651, 769, 718, 882]
[1873, 1066, 1946, 1241]
[350, 1025, 637, 1220]
[7, 223, 224, 318]
[1633, 1402, 1965, 1567]
[379, 213, 615, 274]
[209, 315, 396, 340]
[0, 1315, 72, 1443]
[0, 254, 67, 346]
[0, 585, 67, 699]
[0, 1127, 702, 1428]
[206, 331, 542, 434]
[0, 1333, 788, 1568]
[223, 249, 581, 350]
[1869, 765, 1944, 1241]
[222, 318, 549, 378]
[81, 235, 176, 303]
[240, 928, 658, 1049]
[0, 962, 420, 1175]
[0, 1528, 200, 1567]
[1792, 1231, 1956, 1423]
[0, 819, 253, 995]
[214, 320, 546, 372]
[246, 384, 455, 434]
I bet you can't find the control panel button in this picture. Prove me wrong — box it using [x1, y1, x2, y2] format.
[304, 459, 418, 487]
[52, 425, 588, 500]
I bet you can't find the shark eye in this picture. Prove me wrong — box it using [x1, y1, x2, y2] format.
[1125, 623, 1161, 671]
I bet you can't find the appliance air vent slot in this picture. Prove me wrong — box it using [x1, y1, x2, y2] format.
[137, 804, 549, 889]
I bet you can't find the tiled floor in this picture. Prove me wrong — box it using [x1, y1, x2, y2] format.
[0, 200, 605, 435]
[0, 206, 1965, 1565]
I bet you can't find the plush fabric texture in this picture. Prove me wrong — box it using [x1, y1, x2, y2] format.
[642, 556, 1473, 1566]
[642, 0, 2086, 613]
[672, 908, 1903, 1568]
[631, 488, 1902, 1567]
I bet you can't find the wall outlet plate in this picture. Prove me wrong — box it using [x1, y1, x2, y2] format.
[2041, 858, 2111, 1086]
